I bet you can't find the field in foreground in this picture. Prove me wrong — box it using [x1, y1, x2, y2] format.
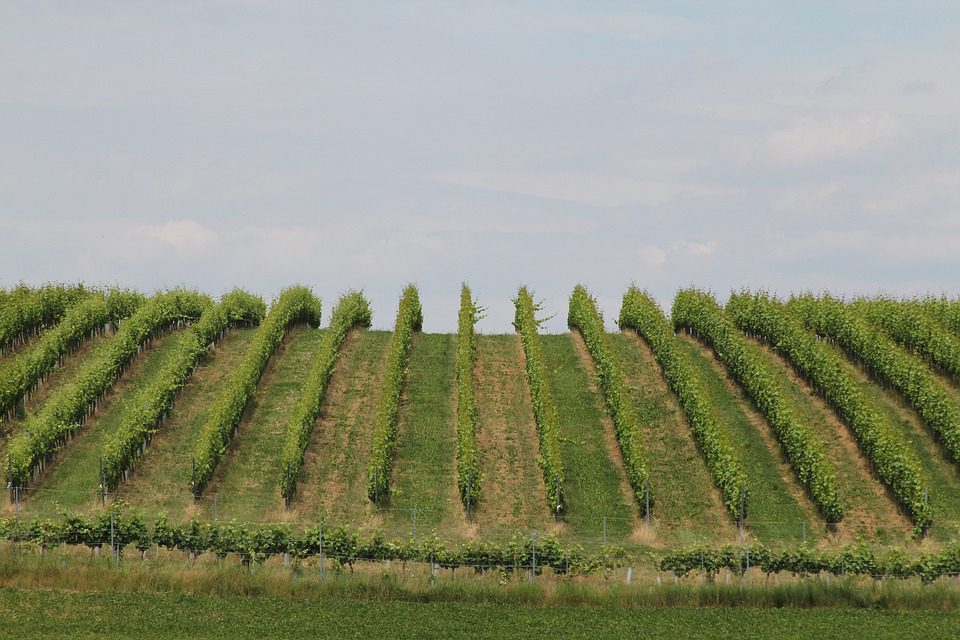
[2, 552, 960, 640]
[5, 588, 956, 640]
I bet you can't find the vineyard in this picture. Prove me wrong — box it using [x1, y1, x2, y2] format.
[4, 283, 960, 577]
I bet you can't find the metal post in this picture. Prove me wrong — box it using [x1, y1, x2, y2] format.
[319, 525, 324, 579]
[802, 521, 806, 545]
[99, 456, 105, 504]
[110, 514, 115, 565]
[555, 476, 562, 521]
[531, 533, 536, 582]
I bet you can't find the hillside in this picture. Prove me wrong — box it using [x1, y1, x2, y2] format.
[3, 284, 960, 558]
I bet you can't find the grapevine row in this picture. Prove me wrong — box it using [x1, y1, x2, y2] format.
[513, 287, 565, 515]
[367, 285, 423, 504]
[455, 284, 481, 510]
[0, 284, 90, 353]
[660, 542, 960, 584]
[727, 292, 931, 529]
[0, 290, 142, 420]
[5, 290, 210, 488]
[568, 285, 651, 514]
[618, 287, 746, 517]
[789, 294, 960, 467]
[101, 290, 266, 490]
[854, 298, 960, 384]
[279, 291, 372, 503]
[191, 286, 321, 496]
[367, 284, 423, 506]
[672, 289, 843, 523]
[922, 297, 960, 337]
[0, 510, 610, 575]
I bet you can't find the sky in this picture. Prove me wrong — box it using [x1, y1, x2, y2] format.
[1, 2, 958, 332]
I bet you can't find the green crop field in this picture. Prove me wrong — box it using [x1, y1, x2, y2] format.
[3, 284, 960, 589]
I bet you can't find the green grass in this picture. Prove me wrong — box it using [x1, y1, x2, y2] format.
[472, 334, 553, 537]
[386, 333, 460, 536]
[293, 330, 392, 525]
[196, 326, 326, 522]
[821, 341, 960, 542]
[609, 332, 735, 545]
[745, 338, 911, 543]
[25, 331, 185, 515]
[116, 328, 257, 519]
[2, 584, 958, 639]
[540, 334, 634, 541]
[674, 334, 814, 543]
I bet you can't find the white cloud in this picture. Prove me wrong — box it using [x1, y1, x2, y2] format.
[137, 219, 218, 250]
[431, 171, 738, 208]
[766, 113, 902, 165]
[637, 245, 667, 268]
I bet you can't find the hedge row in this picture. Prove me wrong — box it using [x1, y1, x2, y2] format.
[0, 289, 143, 420]
[568, 285, 650, 514]
[672, 289, 843, 523]
[455, 284, 481, 510]
[618, 287, 746, 517]
[0, 283, 90, 353]
[366, 285, 423, 504]
[728, 292, 931, 530]
[279, 291, 371, 502]
[101, 290, 267, 490]
[513, 287, 565, 515]
[855, 298, 960, 384]
[660, 542, 960, 584]
[5, 290, 209, 487]
[191, 286, 321, 496]
[790, 295, 960, 467]
[0, 510, 622, 574]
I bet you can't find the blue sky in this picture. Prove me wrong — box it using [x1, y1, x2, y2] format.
[1, 2, 958, 332]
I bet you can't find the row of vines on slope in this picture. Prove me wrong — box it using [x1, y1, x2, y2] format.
[922, 297, 960, 337]
[5, 290, 210, 488]
[727, 292, 931, 530]
[101, 291, 267, 490]
[279, 291, 372, 503]
[367, 285, 423, 505]
[854, 298, 960, 385]
[191, 286, 321, 496]
[513, 287, 565, 515]
[568, 285, 651, 514]
[618, 287, 746, 517]
[672, 289, 843, 523]
[0, 290, 143, 420]
[0, 284, 90, 354]
[789, 295, 960, 468]
[455, 284, 482, 511]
